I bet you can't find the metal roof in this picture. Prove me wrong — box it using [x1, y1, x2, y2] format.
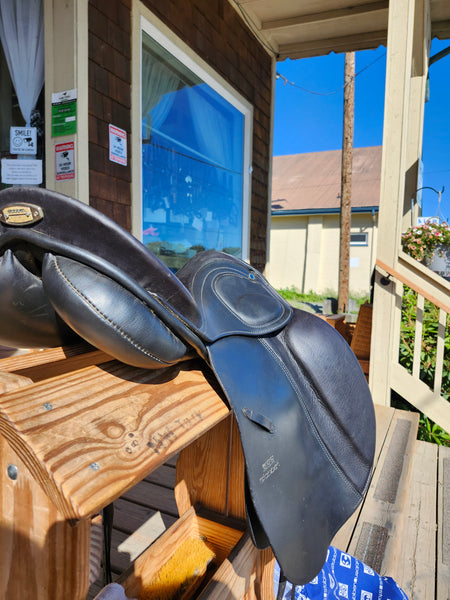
[231, 0, 450, 59]
[271, 146, 382, 213]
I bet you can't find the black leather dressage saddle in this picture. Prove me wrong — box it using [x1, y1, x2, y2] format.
[0, 187, 376, 586]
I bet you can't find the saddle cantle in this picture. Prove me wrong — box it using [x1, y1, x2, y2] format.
[0, 187, 376, 585]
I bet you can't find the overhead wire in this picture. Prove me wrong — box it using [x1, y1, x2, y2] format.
[276, 51, 387, 96]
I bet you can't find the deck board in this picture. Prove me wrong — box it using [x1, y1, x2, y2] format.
[393, 440, 437, 599]
[437, 445, 450, 600]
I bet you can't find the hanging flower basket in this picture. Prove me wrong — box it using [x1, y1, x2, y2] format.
[401, 222, 450, 280]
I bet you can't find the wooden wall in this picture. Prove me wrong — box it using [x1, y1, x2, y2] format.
[87, 0, 273, 271]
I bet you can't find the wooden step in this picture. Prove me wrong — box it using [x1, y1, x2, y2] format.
[345, 407, 420, 572]
[437, 444, 450, 600]
[391, 440, 438, 598]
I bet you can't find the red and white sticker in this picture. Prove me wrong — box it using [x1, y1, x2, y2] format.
[55, 141, 75, 181]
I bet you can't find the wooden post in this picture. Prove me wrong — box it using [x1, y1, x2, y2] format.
[370, 0, 430, 404]
[338, 52, 355, 314]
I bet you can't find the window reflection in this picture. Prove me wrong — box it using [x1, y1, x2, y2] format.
[142, 32, 244, 271]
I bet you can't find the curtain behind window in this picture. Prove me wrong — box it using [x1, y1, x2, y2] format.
[0, 0, 44, 126]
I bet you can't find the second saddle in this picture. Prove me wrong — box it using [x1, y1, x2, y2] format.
[0, 187, 376, 585]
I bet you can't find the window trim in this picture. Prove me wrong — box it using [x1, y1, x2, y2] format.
[350, 232, 369, 246]
[131, 2, 253, 261]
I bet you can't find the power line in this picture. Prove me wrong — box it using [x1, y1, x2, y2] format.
[276, 52, 386, 96]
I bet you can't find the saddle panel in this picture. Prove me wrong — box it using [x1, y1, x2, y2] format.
[42, 254, 195, 369]
[0, 248, 78, 348]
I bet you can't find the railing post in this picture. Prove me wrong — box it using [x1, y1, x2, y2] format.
[370, 0, 430, 405]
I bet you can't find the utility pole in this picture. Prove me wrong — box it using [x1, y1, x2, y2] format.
[338, 52, 355, 314]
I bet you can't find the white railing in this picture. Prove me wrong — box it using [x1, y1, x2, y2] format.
[376, 252, 450, 433]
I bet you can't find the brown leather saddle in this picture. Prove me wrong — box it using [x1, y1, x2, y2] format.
[0, 187, 376, 585]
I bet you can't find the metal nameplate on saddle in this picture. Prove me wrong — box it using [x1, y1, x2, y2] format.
[0, 202, 44, 226]
[0, 187, 376, 585]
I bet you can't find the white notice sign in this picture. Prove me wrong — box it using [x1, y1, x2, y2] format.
[10, 126, 37, 155]
[109, 124, 127, 165]
[1, 159, 42, 185]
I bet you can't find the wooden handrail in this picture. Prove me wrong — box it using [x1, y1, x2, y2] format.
[376, 258, 450, 314]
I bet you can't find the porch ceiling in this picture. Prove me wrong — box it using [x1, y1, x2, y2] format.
[232, 0, 450, 59]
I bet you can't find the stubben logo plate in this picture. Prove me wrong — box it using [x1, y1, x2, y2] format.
[0, 203, 43, 226]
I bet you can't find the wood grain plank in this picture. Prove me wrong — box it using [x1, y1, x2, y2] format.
[0, 342, 111, 376]
[175, 416, 232, 517]
[391, 440, 437, 598]
[346, 409, 419, 575]
[0, 436, 91, 600]
[0, 360, 229, 521]
[0, 371, 33, 394]
[437, 445, 450, 600]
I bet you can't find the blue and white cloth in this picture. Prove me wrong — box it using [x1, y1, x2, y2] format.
[274, 547, 409, 600]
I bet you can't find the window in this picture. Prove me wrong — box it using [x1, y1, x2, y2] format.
[140, 22, 251, 271]
[350, 232, 368, 246]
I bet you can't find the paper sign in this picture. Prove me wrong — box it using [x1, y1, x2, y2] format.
[52, 89, 77, 137]
[55, 142, 75, 180]
[10, 127, 37, 155]
[1, 159, 42, 185]
[109, 124, 127, 165]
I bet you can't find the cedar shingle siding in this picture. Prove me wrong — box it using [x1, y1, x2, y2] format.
[88, 0, 272, 271]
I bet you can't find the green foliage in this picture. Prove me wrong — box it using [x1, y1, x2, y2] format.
[418, 415, 450, 445]
[277, 287, 369, 307]
[398, 286, 450, 445]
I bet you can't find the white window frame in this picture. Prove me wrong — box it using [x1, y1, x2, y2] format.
[350, 232, 369, 246]
[131, 2, 253, 261]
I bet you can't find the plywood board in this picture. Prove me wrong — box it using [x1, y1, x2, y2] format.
[0, 360, 229, 521]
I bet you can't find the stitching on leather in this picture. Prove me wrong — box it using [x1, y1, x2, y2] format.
[51, 256, 168, 364]
[197, 264, 291, 334]
[259, 336, 362, 499]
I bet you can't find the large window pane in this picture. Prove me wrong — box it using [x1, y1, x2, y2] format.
[141, 31, 245, 270]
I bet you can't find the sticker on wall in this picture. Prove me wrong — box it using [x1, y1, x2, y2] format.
[109, 124, 127, 166]
[55, 142, 75, 181]
[1, 159, 42, 185]
[10, 127, 37, 155]
[51, 89, 77, 137]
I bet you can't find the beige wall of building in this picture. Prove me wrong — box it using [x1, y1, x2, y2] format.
[267, 211, 378, 295]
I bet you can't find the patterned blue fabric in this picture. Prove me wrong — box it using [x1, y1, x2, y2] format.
[274, 547, 409, 600]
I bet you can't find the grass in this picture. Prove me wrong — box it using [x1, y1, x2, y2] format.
[276, 287, 370, 311]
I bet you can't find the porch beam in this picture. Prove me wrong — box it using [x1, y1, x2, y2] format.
[278, 30, 387, 60]
[261, 1, 388, 31]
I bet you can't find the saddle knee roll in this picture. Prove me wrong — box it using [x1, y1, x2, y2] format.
[42, 254, 195, 369]
[0, 249, 78, 348]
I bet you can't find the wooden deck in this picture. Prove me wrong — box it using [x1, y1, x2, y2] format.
[87, 403, 450, 600]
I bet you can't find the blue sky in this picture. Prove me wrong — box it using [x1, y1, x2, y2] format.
[273, 39, 450, 221]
